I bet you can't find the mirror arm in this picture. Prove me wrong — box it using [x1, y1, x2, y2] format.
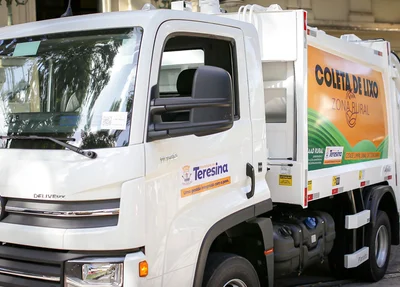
[147, 66, 234, 142]
[153, 119, 232, 131]
[153, 97, 229, 106]
[148, 121, 233, 141]
[150, 105, 167, 116]
[164, 102, 230, 111]
[150, 102, 231, 115]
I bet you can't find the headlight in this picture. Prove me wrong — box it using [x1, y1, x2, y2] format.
[65, 257, 124, 287]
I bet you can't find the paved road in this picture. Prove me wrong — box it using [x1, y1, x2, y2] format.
[275, 244, 400, 286]
[346, 244, 400, 287]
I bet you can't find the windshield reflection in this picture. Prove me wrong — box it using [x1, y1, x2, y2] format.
[0, 27, 142, 150]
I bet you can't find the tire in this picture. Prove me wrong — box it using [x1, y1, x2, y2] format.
[360, 210, 391, 282]
[202, 252, 260, 287]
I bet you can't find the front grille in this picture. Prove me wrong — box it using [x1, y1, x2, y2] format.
[0, 244, 72, 287]
[0, 244, 135, 287]
[2, 198, 120, 229]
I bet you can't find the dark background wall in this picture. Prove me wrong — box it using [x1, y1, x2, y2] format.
[36, 0, 98, 20]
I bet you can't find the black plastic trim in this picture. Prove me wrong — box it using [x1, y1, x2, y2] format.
[363, 185, 400, 245]
[247, 217, 274, 287]
[0, 258, 60, 278]
[3, 198, 120, 229]
[255, 198, 273, 216]
[153, 119, 232, 131]
[246, 163, 255, 199]
[151, 97, 231, 112]
[193, 199, 273, 287]
[6, 198, 120, 212]
[2, 214, 118, 229]
[0, 273, 58, 287]
[0, 244, 141, 287]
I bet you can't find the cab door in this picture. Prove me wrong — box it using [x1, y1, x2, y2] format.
[142, 20, 254, 281]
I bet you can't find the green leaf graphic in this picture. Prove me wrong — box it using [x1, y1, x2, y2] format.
[308, 108, 388, 170]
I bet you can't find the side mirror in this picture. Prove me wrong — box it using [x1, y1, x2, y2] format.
[147, 65, 234, 141]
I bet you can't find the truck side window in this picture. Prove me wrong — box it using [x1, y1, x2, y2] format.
[158, 35, 239, 123]
[160, 49, 205, 94]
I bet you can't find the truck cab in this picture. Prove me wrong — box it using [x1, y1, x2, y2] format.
[0, 8, 272, 287]
[0, 3, 399, 287]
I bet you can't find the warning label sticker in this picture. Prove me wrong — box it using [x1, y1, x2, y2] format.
[279, 175, 293, 186]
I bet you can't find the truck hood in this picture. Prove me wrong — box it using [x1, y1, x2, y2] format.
[0, 144, 146, 251]
[0, 144, 144, 201]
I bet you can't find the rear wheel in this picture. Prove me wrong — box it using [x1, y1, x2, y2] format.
[202, 252, 260, 287]
[360, 210, 391, 282]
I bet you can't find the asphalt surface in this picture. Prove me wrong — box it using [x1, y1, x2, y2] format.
[275, 244, 400, 287]
[346, 244, 400, 287]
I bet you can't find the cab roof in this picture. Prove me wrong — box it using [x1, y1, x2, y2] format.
[0, 9, 246, 40]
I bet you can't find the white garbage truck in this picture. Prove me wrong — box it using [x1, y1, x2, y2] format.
[0, 2, 399, 287]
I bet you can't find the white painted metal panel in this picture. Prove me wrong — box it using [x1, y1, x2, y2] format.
[345, 247, 369, 268]
[255, 11, 298, 61]
[345, 210, 371, 229]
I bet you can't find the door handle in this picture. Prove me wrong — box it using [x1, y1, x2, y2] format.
[246, 163, 255, 199]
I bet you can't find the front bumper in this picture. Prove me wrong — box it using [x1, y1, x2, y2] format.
[0, 244, 146, 287]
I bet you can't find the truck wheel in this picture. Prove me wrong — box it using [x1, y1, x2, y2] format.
[361, 210, 391, 282]
[202, 252, 260, 287]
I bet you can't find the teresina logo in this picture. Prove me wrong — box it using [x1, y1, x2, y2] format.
[194, 162, 228, 180]
[324, 146, 344, 165]
[326, 148, 343, 158]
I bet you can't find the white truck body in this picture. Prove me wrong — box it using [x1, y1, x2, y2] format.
[224, 8, 398, 208]
[0, 3, 398, 287]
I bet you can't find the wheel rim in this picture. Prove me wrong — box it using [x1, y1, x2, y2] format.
[223, 279, 247, 287]
[375, 225, 389, 268]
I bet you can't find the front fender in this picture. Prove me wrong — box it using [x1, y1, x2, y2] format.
[191, 199, 272, 287]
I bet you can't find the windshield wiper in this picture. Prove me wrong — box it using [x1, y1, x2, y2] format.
[0, 135, 97, 159]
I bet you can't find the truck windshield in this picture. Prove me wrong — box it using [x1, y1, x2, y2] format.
[0, 27, 142, 150]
